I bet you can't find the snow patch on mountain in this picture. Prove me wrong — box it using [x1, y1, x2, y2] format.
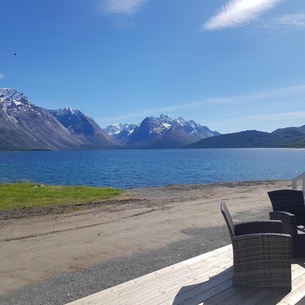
[0, 88, 30, 106]
[104, 123, 137, 141]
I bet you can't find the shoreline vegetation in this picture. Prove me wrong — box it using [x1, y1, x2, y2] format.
[0, 179, 293, 220]
[0, 182, 123, 212]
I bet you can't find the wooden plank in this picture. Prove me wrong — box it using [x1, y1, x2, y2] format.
[277, 265, 305, 305]
[167, 278, 233, 305]
[94, 255, 232, 305]
[86, 257, 233, 305]
[66, 245, 305, 305]
[108, 245, 231, 295]
[279, 283, 305, 305]
[295, 296, 305, 305]
[204, 286, 258, 305]
[258, 290, 293, 305]
[66, 245, 232, 305]
[232, 289, 285, 305]
[150, 272, 233, 305]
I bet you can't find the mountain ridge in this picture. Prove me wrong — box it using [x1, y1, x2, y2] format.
[186, 127, 305, 148]
[104, 114, 220, 148]
[2, 88, 305, 150]
[48, 107, 120, 149]
[0, 88, 219, 150]
[0, 88, 120, 150]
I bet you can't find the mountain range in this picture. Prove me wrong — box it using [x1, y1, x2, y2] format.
[2, 88, 305, 151]
[0, 88, 120, 150]
[104, 114, 220, 148]
[0, 88, 219, 150]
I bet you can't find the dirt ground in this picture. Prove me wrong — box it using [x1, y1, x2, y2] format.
[0, 180, 291, 295]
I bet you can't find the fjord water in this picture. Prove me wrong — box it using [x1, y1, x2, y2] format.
[0, 148, 304, 189]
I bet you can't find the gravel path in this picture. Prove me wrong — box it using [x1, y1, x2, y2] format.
[0, 225, 231, 305]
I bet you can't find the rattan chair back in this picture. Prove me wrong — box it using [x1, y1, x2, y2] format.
[268, 189, 305, 226]
[221, 201, 235, 238]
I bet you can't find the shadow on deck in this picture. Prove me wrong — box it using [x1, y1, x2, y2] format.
[66, 245, 305, 305]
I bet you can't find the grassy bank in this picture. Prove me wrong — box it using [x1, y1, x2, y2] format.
[0, 183, 123, 211]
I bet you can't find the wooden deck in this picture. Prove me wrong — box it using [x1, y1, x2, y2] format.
[66, 245, 305, 305]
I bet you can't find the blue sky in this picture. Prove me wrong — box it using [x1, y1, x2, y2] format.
[1, 0, 305, 133]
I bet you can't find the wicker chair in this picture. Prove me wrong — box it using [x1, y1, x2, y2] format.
[268, 189, 305, 257]
[221, 202, 292, 290]
[268, 189, 305, 226]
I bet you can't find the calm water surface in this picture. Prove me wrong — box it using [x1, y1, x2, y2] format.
[0, 148, 304, 189]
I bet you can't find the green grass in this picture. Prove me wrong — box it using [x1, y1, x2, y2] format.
[0, 183, 123, 211]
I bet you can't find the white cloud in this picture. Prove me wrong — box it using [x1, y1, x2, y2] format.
[98, 84, 305, 133]
[207, 111, 305, 133]
[102, 84, 305, 122]
[204, 85, 305, 105]
[203, 0, 281, 30]
[204, 85, 305, 132]
[261, 13, 305, 30]
[99, 0, 148, 15]
[0, 72, 5, 80]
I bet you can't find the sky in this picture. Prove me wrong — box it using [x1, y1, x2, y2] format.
[1, 0, 305, 134]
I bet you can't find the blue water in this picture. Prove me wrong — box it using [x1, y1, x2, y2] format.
[0, 148, 304, 189]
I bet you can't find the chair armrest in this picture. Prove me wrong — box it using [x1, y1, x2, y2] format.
[269, 211, 298, 238]
[234, 220, 282, 236]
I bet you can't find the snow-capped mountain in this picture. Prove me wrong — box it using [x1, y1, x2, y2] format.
[0, 88, 29, 104]
[0, 88, 84, 150]
[0, 88, 219, 150]
[48, 107, 120, 148]
[49, 107, 95, 136]
[0, 88, 119, 150]
[105, 114, 220, 148]
[104, 123, 137, 143]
